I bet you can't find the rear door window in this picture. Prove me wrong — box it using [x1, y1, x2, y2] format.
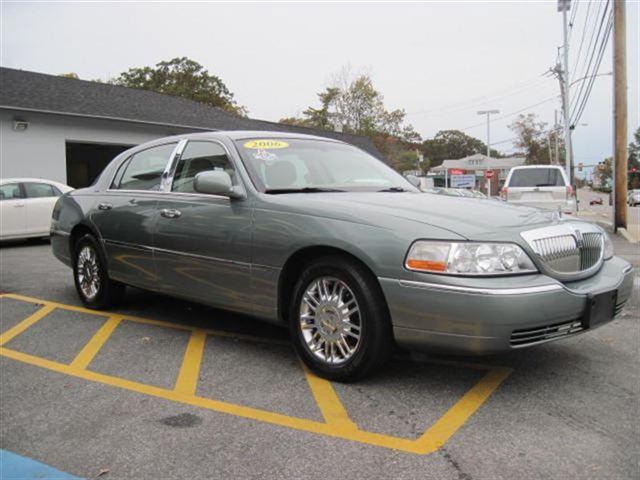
[509, 169, 566, 187]
[0, 183, 24, 200]
[116, 143, 177, 191]
[24, 182, 61, 198]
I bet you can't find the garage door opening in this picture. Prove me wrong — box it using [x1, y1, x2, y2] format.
[66, 142, 134, 188]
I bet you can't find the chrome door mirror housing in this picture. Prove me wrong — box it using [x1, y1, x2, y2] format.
[194, 170, 244, 199]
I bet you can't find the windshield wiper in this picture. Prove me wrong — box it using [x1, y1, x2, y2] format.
[264, 187, 346, 194]
[377, 187, 408, 192]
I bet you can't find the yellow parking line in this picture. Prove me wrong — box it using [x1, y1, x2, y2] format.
[69, 316, 123, 371]
[174, 329, 207, 395]
[0, 304, 56, 346]
[302, 364, 358, 432]
[0, 293, 288, 346]
[0, 345, 423, 453]
[414, 366, 513, 452]
[0, 292, 513, 454]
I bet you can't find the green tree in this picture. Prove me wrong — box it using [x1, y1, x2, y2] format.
[419, 130, 501, 168]
[595, 157, 613, 190]
[508, 113, 552, 164]
[279, 68, 420, 143]
[112, 57, 247, 116]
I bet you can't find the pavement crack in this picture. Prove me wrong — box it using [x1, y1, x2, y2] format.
[440, 447, 473, 480]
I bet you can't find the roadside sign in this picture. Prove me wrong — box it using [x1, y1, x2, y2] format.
[485, 170, 495, 179]
[451, 174, 476, 189]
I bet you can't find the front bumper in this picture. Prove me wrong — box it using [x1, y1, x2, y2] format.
[380, 256, 634, 355]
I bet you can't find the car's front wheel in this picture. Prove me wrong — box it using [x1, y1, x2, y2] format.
[73, 233, 125, 309]
[289, 255, 392, 382]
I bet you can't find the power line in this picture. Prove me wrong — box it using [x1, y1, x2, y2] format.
[570, 12, 613, 124]
[458, 96, 559, 132]
[570, 0, 592, 81]
[568, 0, 580, 43]
[570, 0, 610, 115]
[405, 75, 552, 117]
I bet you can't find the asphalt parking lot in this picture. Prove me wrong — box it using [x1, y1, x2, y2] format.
[1, 237, 638, 479]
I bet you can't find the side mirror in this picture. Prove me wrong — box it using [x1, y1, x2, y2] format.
[405, 174, 421, 188]
[194, 170, 244, 199]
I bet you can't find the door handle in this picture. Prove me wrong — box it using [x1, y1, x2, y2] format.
[98, 202, 113, 211]
[160, 208, 182, 219]
[13, 203, 25, 208]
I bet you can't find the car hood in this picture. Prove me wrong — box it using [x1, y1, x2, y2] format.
[267, 192, 560, 240]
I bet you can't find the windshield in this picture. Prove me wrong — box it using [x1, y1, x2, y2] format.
[234, 138, 418, 193]
[509, 168, 566, 187]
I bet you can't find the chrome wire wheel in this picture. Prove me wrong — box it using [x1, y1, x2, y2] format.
[299, 276, 362, 365]
[77, 245, 101, 300]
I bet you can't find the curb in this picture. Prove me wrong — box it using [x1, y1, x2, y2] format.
[617, 227, 639, 244]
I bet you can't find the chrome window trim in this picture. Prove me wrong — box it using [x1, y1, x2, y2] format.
[393, 278, 564, 296]
[162, 138, 246, 198]
[107, 141, 181, 193]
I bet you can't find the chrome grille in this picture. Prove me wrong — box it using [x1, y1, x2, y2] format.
[520, 222, 604, 281]
[510, 320, 584, 347]
[581, 232, 602, 270]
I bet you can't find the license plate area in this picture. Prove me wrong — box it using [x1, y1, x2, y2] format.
[582, 290, 617, 329]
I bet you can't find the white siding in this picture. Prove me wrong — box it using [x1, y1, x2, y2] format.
[0, 110, 197, 184]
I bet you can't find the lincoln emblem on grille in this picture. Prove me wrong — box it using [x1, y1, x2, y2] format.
[574, 229, 585, 250]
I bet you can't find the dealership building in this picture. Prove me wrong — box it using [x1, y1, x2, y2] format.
[0, 67, 379, 188]
[429, 153, 525, 194]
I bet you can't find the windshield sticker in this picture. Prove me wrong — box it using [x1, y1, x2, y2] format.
[244, 140, 289, 149]
[252, 149, 278, 163]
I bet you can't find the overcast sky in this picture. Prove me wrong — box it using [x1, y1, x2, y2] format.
[2, 1, 638, 168]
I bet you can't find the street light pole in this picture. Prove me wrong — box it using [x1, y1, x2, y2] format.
[558, 0, 574, 184]
[477, 109, 500, 197]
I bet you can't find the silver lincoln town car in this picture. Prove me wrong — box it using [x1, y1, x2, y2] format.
[51, 131, 634, 381]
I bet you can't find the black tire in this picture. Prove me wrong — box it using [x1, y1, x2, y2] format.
[289, 255, 392, 382]
[72, 233, 125, 309]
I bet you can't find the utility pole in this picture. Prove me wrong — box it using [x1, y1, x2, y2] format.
[558, 0, 574, 185]
[477, 109, 499, 197]
[554, 110, 560, 165]
[613, 0, 627, 230]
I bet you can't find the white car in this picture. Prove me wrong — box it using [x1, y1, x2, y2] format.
[628, 189, 640, 207]
[501, 165, 576, 213]
[0, 178, 73, 240]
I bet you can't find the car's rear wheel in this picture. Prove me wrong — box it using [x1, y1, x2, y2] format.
[73, 233, 125, 309]
[289, 255, 392, 382]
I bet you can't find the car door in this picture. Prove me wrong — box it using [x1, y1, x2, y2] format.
[0, 183, 27, 239]
[91, 142, 178, 289]
[153, 140, 253, 314]
[22, 182, 63, 236]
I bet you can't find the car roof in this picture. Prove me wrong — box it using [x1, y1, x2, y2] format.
[510, 165, 564, 170]
[164, 130, 347, 144]
[0, 177, 68, 186]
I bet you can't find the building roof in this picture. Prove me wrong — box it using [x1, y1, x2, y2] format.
[0, 67, 381, 157]
[430, 153, 526, 172]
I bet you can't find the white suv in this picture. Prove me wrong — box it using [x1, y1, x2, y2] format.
[501, 165, 576, 213]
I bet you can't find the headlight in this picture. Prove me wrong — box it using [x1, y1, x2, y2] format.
[405, 241, 538, 276]
[602, 232, 614, 260]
